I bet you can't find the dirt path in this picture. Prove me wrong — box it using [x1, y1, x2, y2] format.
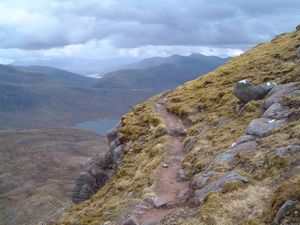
[137, 95, 189, 224]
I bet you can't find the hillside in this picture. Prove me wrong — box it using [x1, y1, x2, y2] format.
[56, 27, 300, 225]
[11, 65, 96, 87]
[95, 54, 229, 91]
[0, 128, 108, 225]
[0, 83, 153, 129]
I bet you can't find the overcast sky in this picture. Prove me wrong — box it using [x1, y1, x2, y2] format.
[0, 0, 299, 64]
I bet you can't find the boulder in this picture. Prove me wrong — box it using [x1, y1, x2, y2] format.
[276, 145, 300, 157]
[122, 216, 140, 225]
[271, 200, 296, 225]
[193, 171, 213, 189]
[246, 118, 287, 137]
[262, 103, 289, 119]
[233, 79, 276, 104]
[194, 172, 248, 206]
[215, 141, 257, 163]
[261, 83, 297, 112]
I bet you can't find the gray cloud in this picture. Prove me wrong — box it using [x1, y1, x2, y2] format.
[0, 0, 299, 50]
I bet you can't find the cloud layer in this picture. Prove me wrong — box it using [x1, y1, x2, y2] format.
[0, 0, 299, 62]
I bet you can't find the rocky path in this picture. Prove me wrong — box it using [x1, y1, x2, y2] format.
[137, 94, 189, 224]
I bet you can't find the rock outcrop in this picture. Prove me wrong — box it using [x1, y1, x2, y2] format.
[71, 123, 126, 203]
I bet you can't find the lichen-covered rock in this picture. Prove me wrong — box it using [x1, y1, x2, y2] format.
[176, 188, 189, 204]
[271, 200, 296, 225]
[233, 79, 276, 104]
[90, 165, 108, 186]
[262, 103, 290, 119]
[194, 172, 249, 206]
[215, 141, 257, 163]
[276, 145, 300, 156]
[246, 118, 287, 137]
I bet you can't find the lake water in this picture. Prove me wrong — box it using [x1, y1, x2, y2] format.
[75, 119, 119, 135]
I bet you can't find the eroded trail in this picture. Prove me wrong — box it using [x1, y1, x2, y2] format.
[137, 95, 189, 224]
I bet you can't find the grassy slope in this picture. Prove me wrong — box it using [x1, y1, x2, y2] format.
[57, 28, 300, 225]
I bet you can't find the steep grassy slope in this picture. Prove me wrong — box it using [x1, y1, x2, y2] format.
[56, 27, 300, 225]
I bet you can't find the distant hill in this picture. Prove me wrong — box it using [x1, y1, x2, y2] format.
[95, 53, 230, 91]
[10, 65, 96, 87]
[0, 64, 61, 85]
[0, 82, 153, 129]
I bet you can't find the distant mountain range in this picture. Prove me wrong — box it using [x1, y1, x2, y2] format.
[0, 53, 229, 129]
[95, 53, 230, 91]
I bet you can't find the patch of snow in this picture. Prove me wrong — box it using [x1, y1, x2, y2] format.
[268, 119, 275, 123]
[231, 142, 236, 147]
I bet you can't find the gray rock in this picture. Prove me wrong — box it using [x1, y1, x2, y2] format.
[215, 141, 258, 163]
[246, 118, 287, 137]
[193, 171, 213, 189]
[177, 188, 189, 204]
[176, 169, 188, 182]
[184, 138, 197, 152]
[167, 127, 188, 136]
[271, 200, 296, 225]
[147, 196, 168, 208]
[194, 172, 248, 206]
[235, 135, 256, 145]
[106, 122, 121, 144]
[71, 171, 98, 203]
[261, 83, 297, 112]
[276, 145, 300, 156]
[122, 216, 140, 225]
[110, 145, 124, 170]
[262, 103, 290, 119]
[95, 152, 113, 169]
[233, 79, 276, 104]
[90, 165, 108, 187]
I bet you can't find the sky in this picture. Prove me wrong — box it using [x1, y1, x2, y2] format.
[0, 0, 299, 64]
